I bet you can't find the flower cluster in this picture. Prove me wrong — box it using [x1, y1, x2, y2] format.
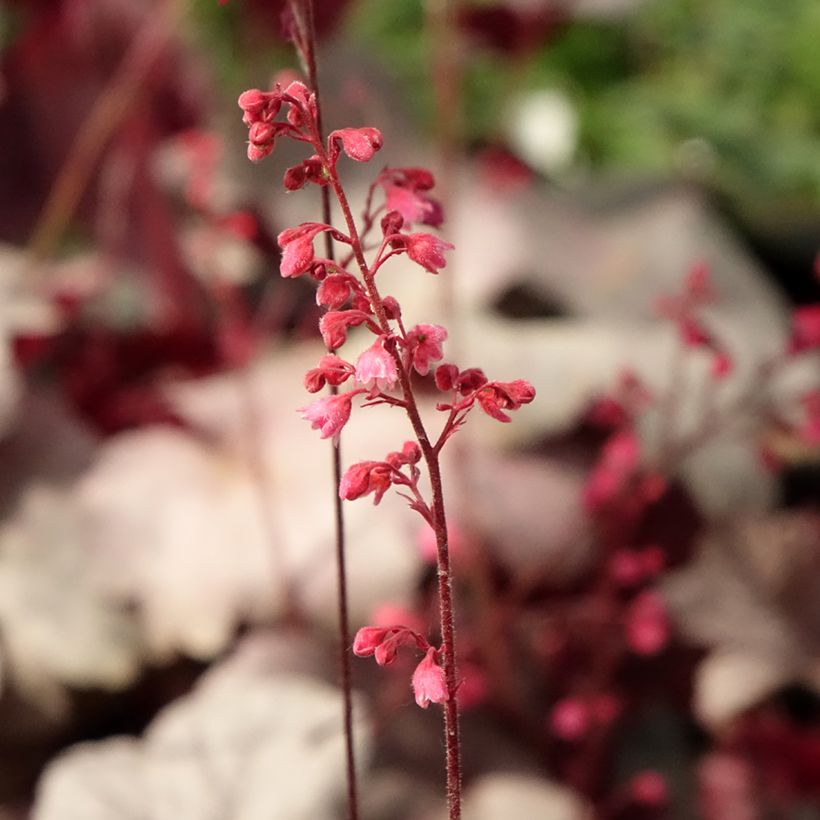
[353, 625, 448, 709]
[238, 76, 535, 720]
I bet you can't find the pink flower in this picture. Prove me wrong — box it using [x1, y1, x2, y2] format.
[355, 337, 398, 393]
[412, 648, 449, 709]
[277, 222, 335, 278]
[299, 391, 359, 443]
[475, 379, 536, 422]
[303, 354, 354, 393]
[405, 324, 447, 376]
[384, 185, 443, 228]
[316, 273, 357, 309]
[319, 310, 374, 350]
[353, 625, 429, 666]
[403, 233, 454, 274]
[339, 460, 393, 504]
[328, 127, 384, 163]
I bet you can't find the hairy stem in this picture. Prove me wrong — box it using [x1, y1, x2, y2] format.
[324, 162, 463, 820]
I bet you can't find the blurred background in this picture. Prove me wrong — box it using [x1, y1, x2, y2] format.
[0, 0, 819, 817]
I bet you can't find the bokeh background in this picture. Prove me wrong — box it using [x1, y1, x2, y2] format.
[0, 0, 819, 817]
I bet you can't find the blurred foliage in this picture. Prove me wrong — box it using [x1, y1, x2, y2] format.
[348, 0, 820, 223]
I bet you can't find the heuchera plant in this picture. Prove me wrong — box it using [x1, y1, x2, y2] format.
[238, 78, 534, 817]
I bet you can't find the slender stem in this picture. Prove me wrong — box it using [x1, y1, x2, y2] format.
[289, 2, 359, 816]
[323, 160, 462, 820]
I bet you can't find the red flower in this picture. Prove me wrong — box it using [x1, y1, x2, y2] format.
[475, 379, 536, 422]
[355, 337, 398, 393]
[339, 460, 393, 504]
[405, 324, 447, 376]
[299, 391, 360, 443]
[319, 310, 374, 350]
[403, 233, 454, 274]
[303, 354, 354, 393]
[277, 222, 335, 278]
[412, 648, 449, 709]
[328, 127, 384, 163]
[352, 625, 429, 666]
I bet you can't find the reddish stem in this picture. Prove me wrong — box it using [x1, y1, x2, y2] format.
[321, 149, 463, 820]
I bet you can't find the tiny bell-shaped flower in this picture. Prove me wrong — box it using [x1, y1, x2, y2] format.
[328, 127, 384, 163]
[277, 222, 335, 278]
[303, 354, 353, 393]
[403, 233, 455, 274]
[405, 324, 448, 376]
[319, 310, 374, 350]
[299, 391, 360, 443]
[412, 647, 449, 709]
[355, 337, 398, 393]
[339, 461, 392, 504]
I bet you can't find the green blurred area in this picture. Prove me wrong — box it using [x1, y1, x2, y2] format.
[347, 0, 820, 225]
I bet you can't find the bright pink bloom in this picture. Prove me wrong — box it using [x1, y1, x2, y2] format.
[434, 363, 460, 392]
[328, 127, 384, 163]
[277, 222, 335, 277]
[403, 233, 454, 274]
[378, 168, 442, 227]
[316, 273, 357, 309]
[339, 460, 393, 504]
[303, 354, 354, 393]
[355, 337, 398, 393]
[319, 310, 373, 350]
[353, 624, 428, 666]
[384, 185, 443, 228]
[412, 648, 449, 709]
[789, 305, 820, 354]
[405, 324, 447, 375]
[299, 391, 358, 443]
[283, 155, 325, 191]
[626, 590, 670, 655]
[475, 379, 536, 422]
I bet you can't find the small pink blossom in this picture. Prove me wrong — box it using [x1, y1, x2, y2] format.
[328, 127, 384, 163]
[355, 337, 398, 393]
[339, 460, 393, 504]
[319, 310, 374, 350]
[316, 273, 357, 309]
[384, 185, 443, 228]
[405, 324, 447, 376]
[403, 233, 454, 274]
[277, 222, 335, 277]
[304, 354, 354, 393]
[353, 624, 428, 666]
[299, 391, 359, 443]
[412, 648, 449, 709]
[475, 379, 536, 422]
